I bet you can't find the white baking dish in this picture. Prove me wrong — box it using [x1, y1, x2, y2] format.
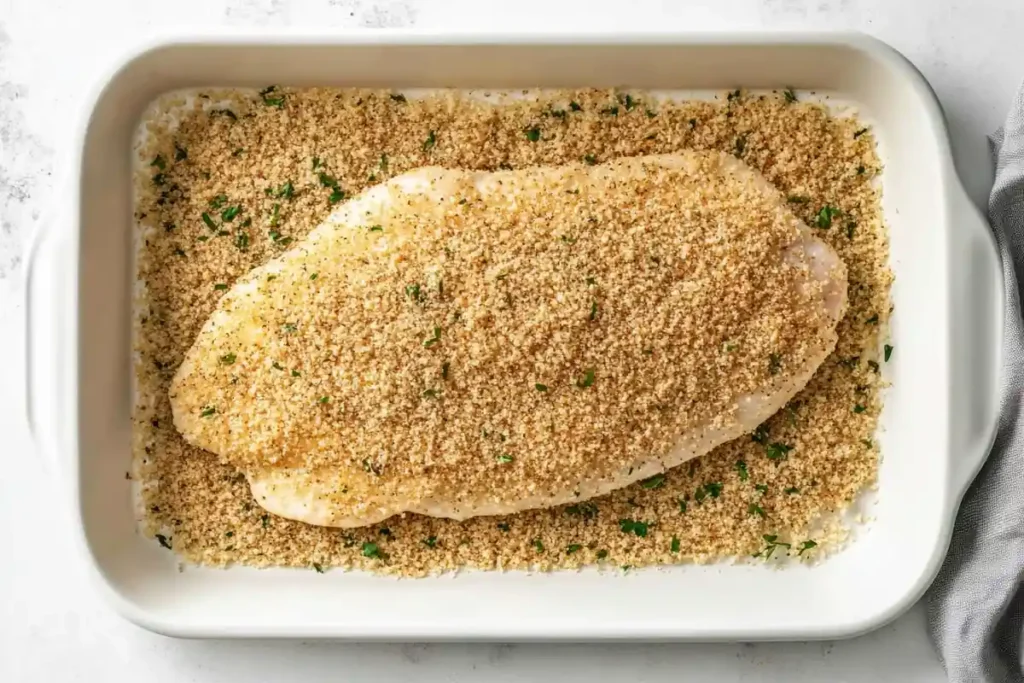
[24, 31, 1002, 640]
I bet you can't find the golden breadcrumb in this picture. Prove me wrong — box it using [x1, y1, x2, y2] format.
[132, 87, 890, 575]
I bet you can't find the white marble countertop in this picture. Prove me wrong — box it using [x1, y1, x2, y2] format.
[2, 1, 1021, 680]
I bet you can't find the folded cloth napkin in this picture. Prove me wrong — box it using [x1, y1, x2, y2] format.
[927, 84, 1024, 683]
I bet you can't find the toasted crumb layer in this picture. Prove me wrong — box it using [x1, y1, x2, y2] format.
[133, 88, 890, 574]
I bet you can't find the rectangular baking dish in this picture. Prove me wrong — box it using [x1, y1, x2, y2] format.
[24, 31, 1002, 640]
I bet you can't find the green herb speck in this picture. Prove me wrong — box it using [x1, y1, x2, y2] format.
[576, 368, 595, 389]
[816, 205, 841, 229]
[618, 519, 649, 537]
[736, 460, 749, 481]
[640, 474, 665, 490]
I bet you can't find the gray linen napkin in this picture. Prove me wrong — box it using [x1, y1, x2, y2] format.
[927, 85, 1024, 683]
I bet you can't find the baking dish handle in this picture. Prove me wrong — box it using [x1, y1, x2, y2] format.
[23, 214, 66, 476]
[948, 186, 1003, 499]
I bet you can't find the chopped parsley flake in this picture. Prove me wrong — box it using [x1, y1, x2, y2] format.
[405, 283, 424, 303]
[361, 542, 381, 559]
[565, 544, 583, 555]
[423, 326, 442, 348]
[749, 503, 767, 518]
[854, 127, 869, 138]
[787, 195, 809, 204]
[768, 353, 782, 375]
[422, 389, 439, 399]
[174, 144, 187, 161]
[423, 536, 438, 548]
[525, 126, 541, 142]
[283, 323, 297, 333]
[368, 224, 383, 232]
[497, 523, 511, 532]
[695, 482, 723, 502]
[213, 283, 228, 291]
[200, 406, 216, 418]
[622, 94, 637, 110]
[234, 231, 250, 251]
[757, 534, 791, 560]
[570, 101, 582, 111]
[291, 369, 300, 377]
[441, 362, 450, 380]
[596, 549, 608, 560]
[815, 205, 841, 229]
[533, 539, 545, 553]
[389, 93, 407, 103]
[261, 514, 270, 528]
[259, 85, 285, 107]
[784, 487, 800, 495]
[495, 454, 514, 464]
[601, 105, 619, 116]
[765, 442, 793, 461]
[640, 474, 666, 489]
[156, 534, 172, 549]
[535, 383, 548, 392]
[784, 88, 798, 104]
[423, 130, 436, 151]
[151, 155, 166, 170]
[318, 396, 329, 404]
[618, 519, 649, 537]
[846, 221, 857, 239]
[865, 314, 879, 325]
[670, 536, 681, 553]
[201, 212, 217, 230]
[210, 195, 228, 209]
[854, 404, 867, 413]
[309, 273, 318, 281]
[798, 540, 818, 556]
[221, 206, 241, 222]
[275, 181, 295, 199]
[736, 460, 749, 481]
[328, 188, 345, 204]
[755, 484, 769, 494]
[884, 344, 894, 362]
[678, 497, 688, 514]
[589, 301, 598, 321]
[576, 368, 595, 388]
[219, 353, 236, 365]
[583, 154, 597, 165]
